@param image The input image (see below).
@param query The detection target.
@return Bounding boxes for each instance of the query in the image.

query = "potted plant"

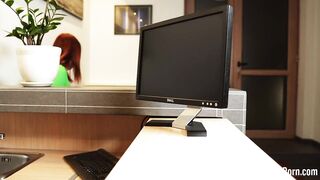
[1,0,65,86]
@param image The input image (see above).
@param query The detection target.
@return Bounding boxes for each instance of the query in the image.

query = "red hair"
[53,33,81,83]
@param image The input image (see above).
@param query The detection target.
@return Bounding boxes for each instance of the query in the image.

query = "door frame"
[184,0,299,138]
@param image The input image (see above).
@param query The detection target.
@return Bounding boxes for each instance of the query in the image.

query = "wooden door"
[185,0,299,138]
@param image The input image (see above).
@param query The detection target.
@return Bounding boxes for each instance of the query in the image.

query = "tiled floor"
[252,138,320,180]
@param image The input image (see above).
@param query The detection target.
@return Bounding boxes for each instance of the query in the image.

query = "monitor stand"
[145,106,207,137]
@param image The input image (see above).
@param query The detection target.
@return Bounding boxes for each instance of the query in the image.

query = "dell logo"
[167,98,174,103]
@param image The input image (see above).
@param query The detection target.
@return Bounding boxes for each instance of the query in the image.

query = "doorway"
[185,0,299,138]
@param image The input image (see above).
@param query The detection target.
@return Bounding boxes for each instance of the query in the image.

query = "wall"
[0,0,83,85]
[83,0,184,85]
[296,0,320,143]
[0,0,184,86]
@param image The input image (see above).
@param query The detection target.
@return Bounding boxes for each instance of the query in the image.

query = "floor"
[252,138,320,180]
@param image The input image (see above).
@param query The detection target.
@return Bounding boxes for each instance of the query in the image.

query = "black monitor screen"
[137,5,233,108]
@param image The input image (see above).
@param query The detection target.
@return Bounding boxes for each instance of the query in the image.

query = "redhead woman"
[52,33,81,87]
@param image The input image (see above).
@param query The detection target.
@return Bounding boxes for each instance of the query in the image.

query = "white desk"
[106,118,294,180]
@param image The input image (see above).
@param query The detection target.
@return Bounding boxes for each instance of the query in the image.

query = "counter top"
[107,118,293,180]
[4,119,292,180]
[2,149,79,180]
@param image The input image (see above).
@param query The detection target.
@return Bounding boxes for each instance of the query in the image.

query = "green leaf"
[21,21,29,28]
[24,0,32,4]
[50,17,64,22]
[15,27,26,35]
[33,8,39,13]
[5,0,14,7]
[6,32,15,37]
[51,22,60,26]
[6,28,24,41]
[29,8,39,17]
[45,25,57,32]
[36,12,43,18]
[44,16,49,24]
[49,0,61,10]
[28,9,38,22]
[48,7,56,16]
[29,27,42,36]
[28,14,35,26]
[16,7,24,15]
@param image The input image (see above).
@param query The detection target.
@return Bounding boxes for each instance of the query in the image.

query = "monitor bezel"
[136,5,233,108]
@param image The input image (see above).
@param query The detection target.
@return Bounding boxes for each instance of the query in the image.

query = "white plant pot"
[16,45,61,85]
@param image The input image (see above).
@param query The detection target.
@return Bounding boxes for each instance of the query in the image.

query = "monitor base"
[145,120,207,137]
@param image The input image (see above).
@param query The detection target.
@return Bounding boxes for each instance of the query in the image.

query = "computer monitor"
[136,5,233,136]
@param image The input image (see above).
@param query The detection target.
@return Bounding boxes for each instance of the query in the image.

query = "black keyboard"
[64,149,118,180]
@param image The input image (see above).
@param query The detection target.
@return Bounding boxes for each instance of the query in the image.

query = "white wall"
[296,0,320,143]
[83,0,184,85]
[0,0,83,85]
[0,0,184,86]
[0,1,24,85]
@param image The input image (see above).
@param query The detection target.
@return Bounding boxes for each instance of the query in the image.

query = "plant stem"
[36,0,50,45]
[26,2,30,24]
[26,1,31,45]
[36,35,40,45]
[27,36,32,45]
[21,38,26,45]
[41,0,49,26]
[39,33,44,44]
